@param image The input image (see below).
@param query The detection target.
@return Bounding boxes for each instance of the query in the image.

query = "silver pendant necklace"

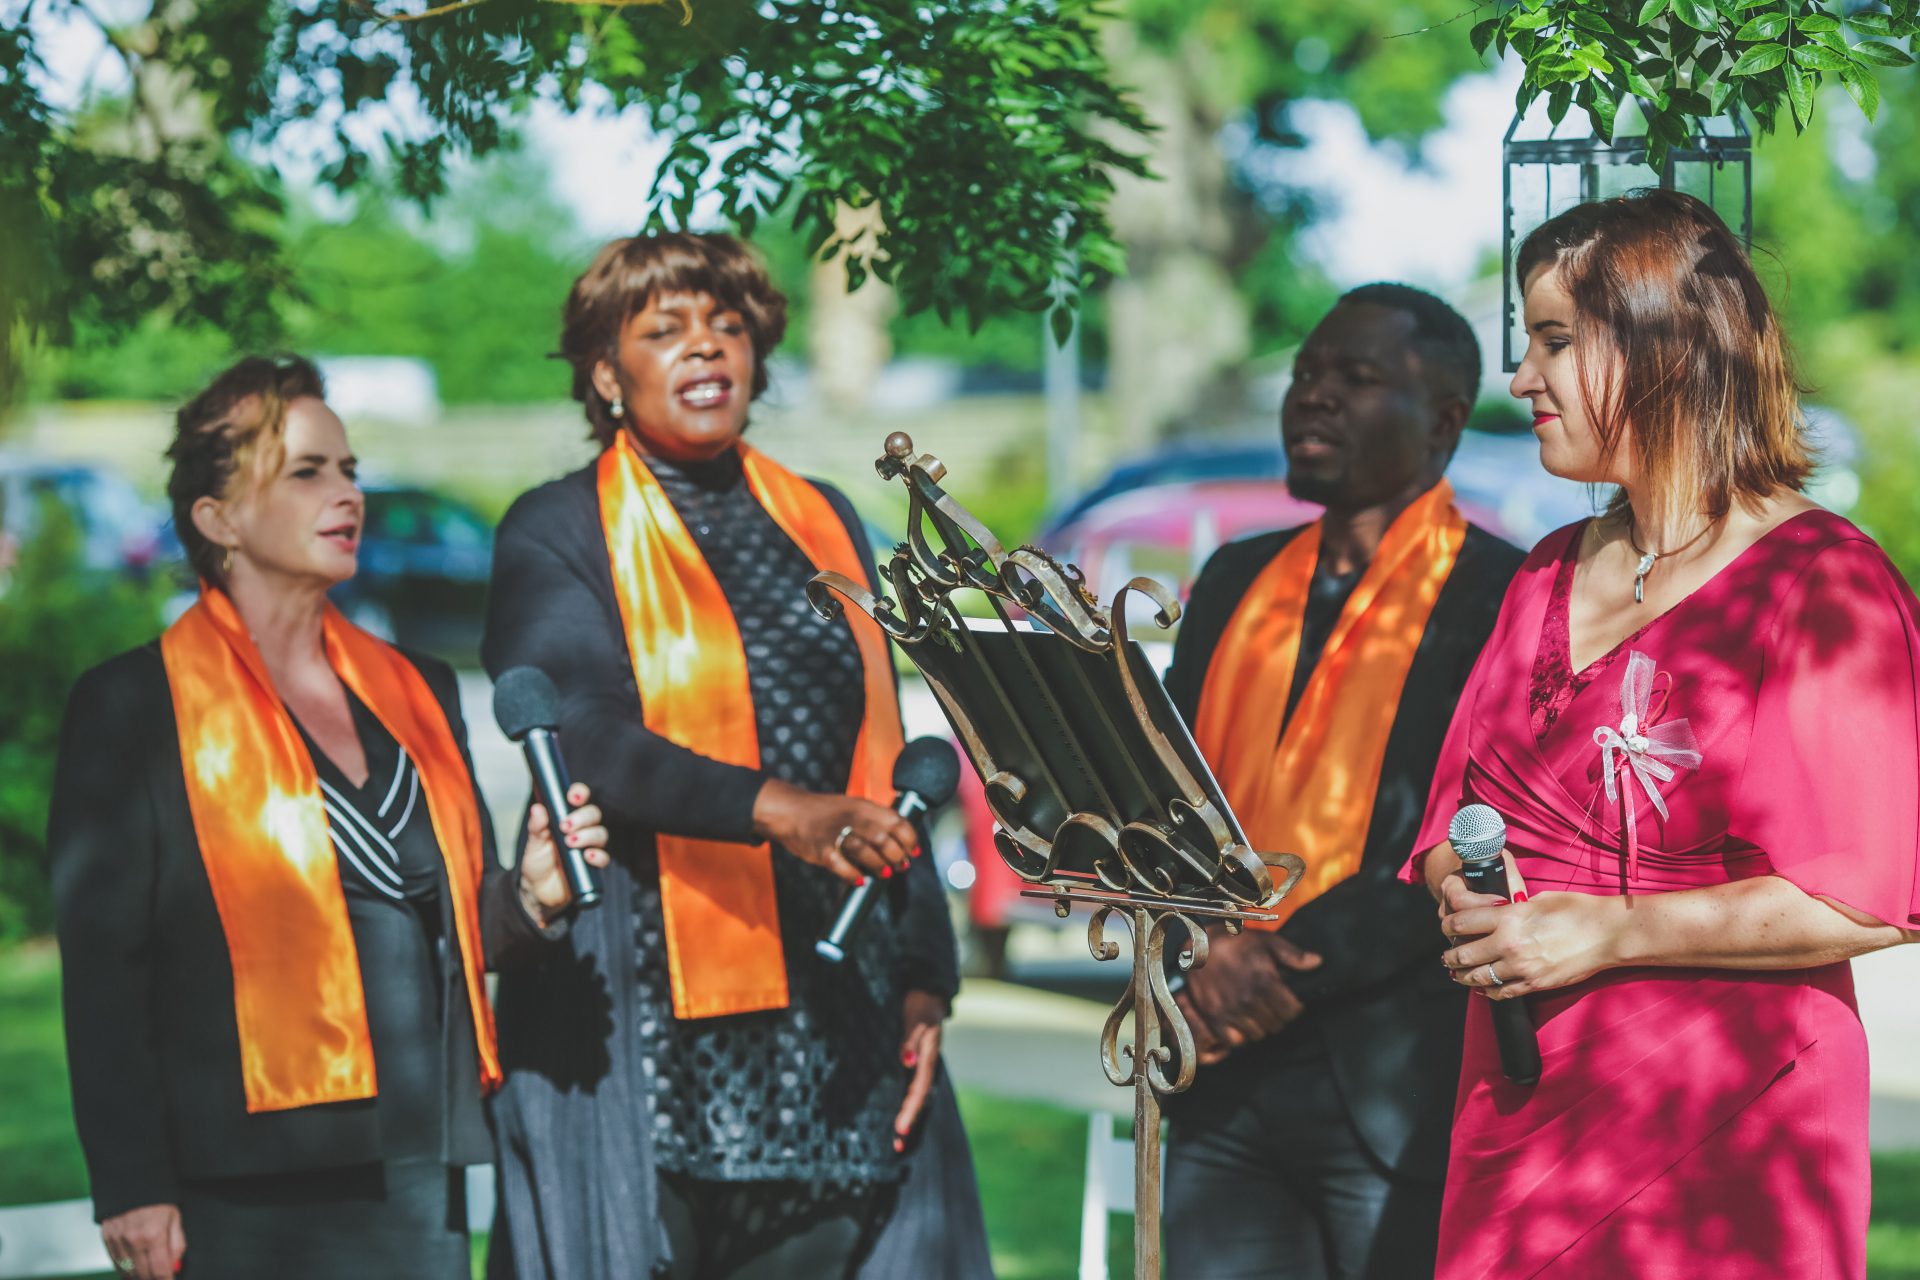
[1626,518,1714,604]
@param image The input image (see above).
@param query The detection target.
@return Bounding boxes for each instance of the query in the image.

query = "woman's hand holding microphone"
[1427,840,1617,999]
[518,782,610,925]
[751,779,916,884]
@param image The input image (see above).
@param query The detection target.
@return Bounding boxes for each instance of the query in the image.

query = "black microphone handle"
[815,791,927,963]
[1458,855,1541,1086]
[523,728,602,910]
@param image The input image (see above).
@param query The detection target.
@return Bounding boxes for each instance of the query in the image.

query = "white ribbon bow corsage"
[1590,650,1702,882]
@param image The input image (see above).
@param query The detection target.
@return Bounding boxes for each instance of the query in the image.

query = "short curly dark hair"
[559,233,790,447]
[166,354,327,588]
[1336,282,1482,408]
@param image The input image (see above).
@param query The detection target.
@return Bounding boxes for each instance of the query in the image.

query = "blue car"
[328,485,494,663]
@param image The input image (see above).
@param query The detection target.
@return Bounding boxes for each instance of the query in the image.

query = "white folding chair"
[1080,1112,1166,1280]
[0,1198,109,1279]
[0,1166,500,1280]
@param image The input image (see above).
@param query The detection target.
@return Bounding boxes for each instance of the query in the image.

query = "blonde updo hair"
[166,355,327,587]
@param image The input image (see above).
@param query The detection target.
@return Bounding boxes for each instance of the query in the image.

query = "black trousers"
[176,1157,468,1280]
[1165,1039,1443,1280]
[655,1173,875,1280]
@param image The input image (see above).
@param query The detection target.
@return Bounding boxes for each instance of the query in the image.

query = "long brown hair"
[1516,190,1811,523]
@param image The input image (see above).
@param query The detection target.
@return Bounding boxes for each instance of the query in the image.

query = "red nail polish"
[1515,890,1530,903]
[882,866,894,878]
[903,1050,917,1067]
[858,876,868,886]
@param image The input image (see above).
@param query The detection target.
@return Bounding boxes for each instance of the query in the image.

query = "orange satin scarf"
[160,587,500,1113]
[1194,480,1465,928]
[597,431,903,1019]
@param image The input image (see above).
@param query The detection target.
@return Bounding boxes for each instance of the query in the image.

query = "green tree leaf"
[1669,0,1722,33]
[1735,13,1788,40]
[1851,40,1916,66]
[1840,62,1881,121]
[1731,43,1788,74]
[1791,43,1852,70]
[1584,85,1620,141]
[1785,64,1815,126]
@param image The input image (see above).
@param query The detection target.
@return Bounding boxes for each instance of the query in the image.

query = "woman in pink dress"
[1404,189,1920,1278]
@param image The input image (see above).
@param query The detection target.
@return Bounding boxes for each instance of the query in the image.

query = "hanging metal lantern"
[1502,102,1752,370]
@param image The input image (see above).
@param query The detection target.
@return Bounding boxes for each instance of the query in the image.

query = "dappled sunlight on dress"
[1402,509,1920,1278]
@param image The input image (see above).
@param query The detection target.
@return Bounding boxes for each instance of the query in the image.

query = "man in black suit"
[1161,284,1525,1279]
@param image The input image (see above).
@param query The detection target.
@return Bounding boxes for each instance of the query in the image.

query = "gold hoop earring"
[610,395,624,420]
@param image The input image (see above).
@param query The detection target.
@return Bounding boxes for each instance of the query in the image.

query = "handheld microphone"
[1449,803,1540,1086]
[816,737,962,964]
[493,666,602,910]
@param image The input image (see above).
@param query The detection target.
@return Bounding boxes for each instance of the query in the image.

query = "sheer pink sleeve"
[1731,537,1920,928]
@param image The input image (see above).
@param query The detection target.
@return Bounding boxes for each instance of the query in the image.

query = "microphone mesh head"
[493,666,560,742]
[1447,804,1508,864]
[893,737,962,807]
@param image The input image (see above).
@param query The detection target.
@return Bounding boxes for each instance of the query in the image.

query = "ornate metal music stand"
[809,433,1305,1279]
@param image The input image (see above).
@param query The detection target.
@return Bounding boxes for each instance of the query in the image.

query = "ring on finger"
[833,824,856,855]
[113,1258,134,1276]
[1485,963,1504,987]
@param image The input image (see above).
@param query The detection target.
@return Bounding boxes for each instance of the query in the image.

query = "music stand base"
[1025,889,1278,1279]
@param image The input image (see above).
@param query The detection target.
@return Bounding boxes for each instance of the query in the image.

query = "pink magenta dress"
[1402,509,1920,1278]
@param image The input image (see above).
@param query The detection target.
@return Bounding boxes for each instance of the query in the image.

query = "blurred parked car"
[1042,431,1597,612]
[0,456,171,578]
[1039,439,1294,539]
[1042,428,1599,561]
[328,484,494,663]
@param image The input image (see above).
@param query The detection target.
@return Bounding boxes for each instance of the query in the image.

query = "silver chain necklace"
[1625,518,1715,604]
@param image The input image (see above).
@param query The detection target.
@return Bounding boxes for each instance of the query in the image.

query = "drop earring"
[610,395,625,419]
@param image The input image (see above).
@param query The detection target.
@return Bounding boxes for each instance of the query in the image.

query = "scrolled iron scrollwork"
[816,432,1309,1280]
[1089,906,1211,1097]
[807,433,1300,911]
[1088,906,1134,1089]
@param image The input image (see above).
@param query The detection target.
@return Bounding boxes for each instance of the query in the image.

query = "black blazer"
[1162,521,1525,1179]
[49,642,557,1220]
[479,462,960,1002]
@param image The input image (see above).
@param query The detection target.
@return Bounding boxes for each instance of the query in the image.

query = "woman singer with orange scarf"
[481,233,989,1280]
[49,356,608,1280]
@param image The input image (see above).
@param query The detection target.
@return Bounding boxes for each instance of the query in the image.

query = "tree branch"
[371,0,686,24]
[1388,3,1491,40]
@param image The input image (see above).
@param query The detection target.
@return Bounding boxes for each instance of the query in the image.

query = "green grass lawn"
[8,940,1920,1278]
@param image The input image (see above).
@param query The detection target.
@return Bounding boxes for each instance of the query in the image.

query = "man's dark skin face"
[1281,302,1466,535]
[1175,300,1471,1065]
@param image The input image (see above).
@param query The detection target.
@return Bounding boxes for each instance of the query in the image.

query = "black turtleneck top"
[481,445,959,1185]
